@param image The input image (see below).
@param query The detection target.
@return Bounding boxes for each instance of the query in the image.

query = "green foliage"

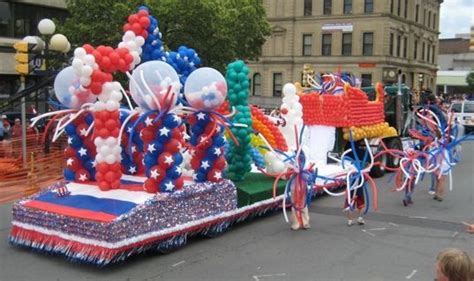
[466,72,474,91]
[58,0,271,72]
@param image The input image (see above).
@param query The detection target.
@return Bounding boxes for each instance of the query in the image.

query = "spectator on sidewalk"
[10,118,22,138]
[435,248,473,281]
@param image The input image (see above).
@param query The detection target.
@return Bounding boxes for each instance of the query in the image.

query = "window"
[423,9,426,25]
[342,33,352,56]
[404,0,408,18]
[415,5,419,22]
[396,35,401,57]
[390,33,394,56]
[323,0,332,15]
[427,44,431,63]
[414,40,418,60]
[403,36,407,58]
[431,45,435,63]
[390,0,393,14]
[364,0,373,13]
[363,32,373,56]
[304,0,312,16]
[422,42,425,61]
[397,0,401,16]
[433,13,436,29]
[322,34,332,56]
[361,74,372,87]
[302,34,312,56]
[273,73,282,97]
[253,73,261,96]
[428,11,431,27]
[343,0,352,14]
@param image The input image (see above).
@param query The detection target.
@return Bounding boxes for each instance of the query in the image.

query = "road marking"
[388,222,399,227]
[368,227,386,231]
[451,231,459,238]
[405,269,417,279]
[362,229,376,237]
[252,273,287,281]
[408,216,428,219]
[172,260,185,267]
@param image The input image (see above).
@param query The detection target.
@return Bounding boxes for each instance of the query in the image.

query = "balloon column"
[184,67,228,182]
[225,60,252,181]
[279,83,303,149]
[129,61,185,193]
[52,67,97,183]
[119,111,145,175]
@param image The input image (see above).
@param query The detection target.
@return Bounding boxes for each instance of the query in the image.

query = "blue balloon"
[146,140,163,156]
[173,152,183,166]
[144,154,158,167]
[195,171,207,182]
[65,124,76,135]
[64,169,75,181]
[69,135,82,149]
[163,113,181,128]
[159,178,175,192]
[85,113,94,125]
[167,165,182,179]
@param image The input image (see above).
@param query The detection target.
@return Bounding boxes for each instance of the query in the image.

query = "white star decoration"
[173,114,181,123]
[197,112,206,120]
[150,169,160,179]
[164,181,175,191]
[78,173,88,182]
[192,173,198,181]
[127,126,133,133]
[79,128,88,136]
[131,145,137,153]
[213,147,221,156]
[159,126,170,136]
[128,166,137,174]
[164,155,174,165]
[147,143,156,153]
[213,171,222,180]
[144,117,154,127]
[78,147,87,157]
[67,137,73,145]
[201,160,210,170]
[175,166,182,174]
[66,158,74,166]
[91,160,97,167]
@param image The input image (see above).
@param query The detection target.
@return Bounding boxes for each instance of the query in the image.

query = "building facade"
[0,0,67,103]
[248,0,442,108]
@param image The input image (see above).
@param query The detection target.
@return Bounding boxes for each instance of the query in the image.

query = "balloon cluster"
[342,122,397,141]
[54,66,97,109]
[164,46,201,85]
[250,147,265,169]
[250,105,287,152]
[225,60,253,181]
[140,8,164,63]
[123,8,151,39]
[300,83,385,127]
[279,83,303,149]
[63,114,96,183]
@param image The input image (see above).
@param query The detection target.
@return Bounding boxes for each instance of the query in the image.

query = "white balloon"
[112,146,122,155]
[105,154,116,164]
[103,81,114,93]
[74,47,86,58]
[118,42,126,49]
[84,54,95,65]
[105,100,119,111]
[123,31,135,42]
[94,137,105,146]
[135,36,145,46]
[283,83,297,96]
[80,77,91,86]
[81,65,93,77]
[126,41,137,50]
[96,154,105,163]
[99,145,110,155]
[110,90,122,102]
[72,58,83,70]
[94,101,105,111]
[272,159,286,173]
[106,137,116,146]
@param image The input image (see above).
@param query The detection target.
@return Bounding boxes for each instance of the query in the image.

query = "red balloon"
[92,50,102,63]
[98,128,109,138]
[98,180,111,191]
[75,169,90,182]
[213,156,226,170]
[128,14,139,24]
[98,110,109,121]
[111,128,120,138]
[90,82,103,95]
[111,162,121,172]
[207,168,223,182]
[148,165,165,182]
[140,30,148,39]
[97,45,107,55]
[123,23,131,32]
[96,163,109,173]
[143,179,158,193]
[83,44,94,54]
[111,180,121,189]
[95,172,104,182]
[175,177,184,190]
[141,127,155,142]
[110,110,120,119]
[137,9,149,17]
[124,54,134,64]
[132,23,142,35]
[139,16,150,28]
[91,70,102,81]
[64,147,76,158]
[101,56,111,69]
[158,152,174,168]
[164,138,181,154]
[118,59,127,72]
[109,52,120,65]
[105,171,116,182]
[105,119,117,131]
[116,47,129,56]
[66,156,81,171]
[171,128,182,140]
[191,157,200,170]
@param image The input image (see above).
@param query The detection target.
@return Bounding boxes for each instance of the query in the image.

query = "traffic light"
[13,41,31,75]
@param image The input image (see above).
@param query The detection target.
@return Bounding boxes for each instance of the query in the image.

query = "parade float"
[8,7,473,266]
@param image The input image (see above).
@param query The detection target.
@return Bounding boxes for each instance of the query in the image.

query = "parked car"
[450,101,474,134]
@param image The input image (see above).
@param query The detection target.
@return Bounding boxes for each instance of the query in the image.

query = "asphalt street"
[0,144,473,281]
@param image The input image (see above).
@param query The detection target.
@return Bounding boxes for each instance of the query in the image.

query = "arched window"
[253,73,262,96]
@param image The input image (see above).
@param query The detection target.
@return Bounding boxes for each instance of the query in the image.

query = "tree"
[59,0,271,72]
[466,72,474,91]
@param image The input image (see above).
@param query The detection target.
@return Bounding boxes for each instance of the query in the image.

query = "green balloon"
[237,72,247,82]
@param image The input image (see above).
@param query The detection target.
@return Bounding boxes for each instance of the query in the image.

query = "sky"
[439,0,473,38]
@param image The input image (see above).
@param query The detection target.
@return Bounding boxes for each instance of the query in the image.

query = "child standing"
[344,186,365,226]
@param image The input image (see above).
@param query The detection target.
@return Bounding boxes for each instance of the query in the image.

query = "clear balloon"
[184,67,227,110]
[129,61,181,111]
[54,66,97,109]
